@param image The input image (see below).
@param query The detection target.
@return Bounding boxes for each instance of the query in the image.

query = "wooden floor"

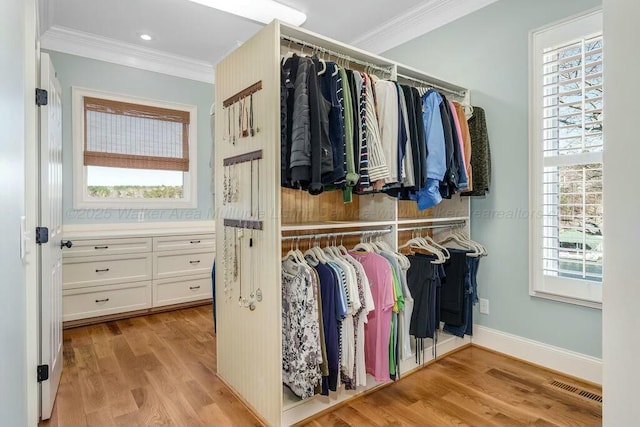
[43,305,602,427]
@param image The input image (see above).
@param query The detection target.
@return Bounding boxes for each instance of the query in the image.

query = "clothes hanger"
[438,231,480,257]
[317,59,327,75]
[454,228,487,256]
[352,232,374,252]
[331,62,339,77]
[420,234,451,260]
[309,236,330,263]
[398,236,445,263]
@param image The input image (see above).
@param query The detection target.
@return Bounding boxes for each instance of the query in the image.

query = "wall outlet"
[479,298,490,315]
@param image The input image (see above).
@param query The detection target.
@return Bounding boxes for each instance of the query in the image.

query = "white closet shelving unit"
[214,21,473,426]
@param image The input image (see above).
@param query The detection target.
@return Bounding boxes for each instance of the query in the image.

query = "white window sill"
[530,289,602,310]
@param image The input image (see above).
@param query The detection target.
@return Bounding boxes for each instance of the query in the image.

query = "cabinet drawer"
[153,250,215,279]
[63,254,152,289]
[153,276,213,307]
[153,234,215,252]
[63,282,151,321]
[63,237,152,257]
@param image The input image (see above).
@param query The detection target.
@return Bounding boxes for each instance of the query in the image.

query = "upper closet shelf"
[281,220,397,232]
[396,216,470,226]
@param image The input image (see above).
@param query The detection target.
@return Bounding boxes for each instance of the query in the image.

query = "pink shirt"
[449,100,468,177]
[350,251,394,382]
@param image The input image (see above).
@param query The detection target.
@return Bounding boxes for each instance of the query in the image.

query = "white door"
[39,52,64,420]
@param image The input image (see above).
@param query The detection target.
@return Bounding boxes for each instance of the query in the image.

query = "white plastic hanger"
[398,236,445,264]
[438,231,481,257]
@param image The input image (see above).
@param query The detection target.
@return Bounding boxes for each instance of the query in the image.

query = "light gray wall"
[384,0,602,357]
[44,51,215,224]
[602,0,640,422]
[0,0,28,425]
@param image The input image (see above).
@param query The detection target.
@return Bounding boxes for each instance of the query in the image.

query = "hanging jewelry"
[242,97,249,138]
[248,229,256,311]
[249,93,255,137]
[250,159,254,218]
[231,103,236,145]
[255,229,263,303]
[223,164,229,205]
[232,163,239,203]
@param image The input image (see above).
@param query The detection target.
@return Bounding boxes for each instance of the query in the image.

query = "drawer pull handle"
[95,268,110,273]
[95,298,110,303]
[94,245,109,249]
[189,260,201,265]
[190,240,201,244]
[189,286,201,290]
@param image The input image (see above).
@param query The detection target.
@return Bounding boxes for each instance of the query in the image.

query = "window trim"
[528,9,603,309]
[72,87,198,209]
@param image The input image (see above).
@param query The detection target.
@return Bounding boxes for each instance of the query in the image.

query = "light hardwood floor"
[42,305,602,426]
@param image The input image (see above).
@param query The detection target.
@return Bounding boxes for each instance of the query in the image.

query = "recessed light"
[139,34,153,41]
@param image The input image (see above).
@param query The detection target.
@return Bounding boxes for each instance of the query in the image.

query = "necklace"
[249,93,255,137]
[248,229,256,311]
[255,229,262,302]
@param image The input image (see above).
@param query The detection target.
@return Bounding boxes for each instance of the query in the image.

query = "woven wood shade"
[83,96,190,172]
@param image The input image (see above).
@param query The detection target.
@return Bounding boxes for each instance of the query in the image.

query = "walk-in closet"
[5,0,623,425]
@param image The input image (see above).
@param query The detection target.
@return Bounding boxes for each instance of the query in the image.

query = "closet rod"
[280,34,394,75]
[397,221,466,232]
[396,73,467,98]
[281,227,392,241]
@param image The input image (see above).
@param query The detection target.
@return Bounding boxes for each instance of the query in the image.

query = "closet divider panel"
[214,21,283,426]
[281,188,361,224]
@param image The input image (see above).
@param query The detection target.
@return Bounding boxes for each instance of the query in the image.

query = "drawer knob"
[189,260,201,265]
[95,298,110,303]
[61,240,73,249]
[94,245,109,249]
[190,240,201,244]
[95,268,110,273]
[189,285,201,290]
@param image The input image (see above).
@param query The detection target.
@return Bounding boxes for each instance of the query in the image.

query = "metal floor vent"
[549,380,603,403]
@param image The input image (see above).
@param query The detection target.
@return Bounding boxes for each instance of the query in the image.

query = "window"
[72,88,198,208]
[530,10,603,307]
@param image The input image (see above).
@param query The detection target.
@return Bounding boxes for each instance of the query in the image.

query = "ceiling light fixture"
[188,0,306,26]
[139,33,153,41]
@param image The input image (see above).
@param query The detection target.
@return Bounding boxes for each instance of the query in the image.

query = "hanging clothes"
[407,254,443,341]
[463,106,492,196]
[443,252,480,337]
[449,100,469,192]
[453,101,473,192]
[439,250,468,327]
[349,251,394,382]
[281,260,323,399]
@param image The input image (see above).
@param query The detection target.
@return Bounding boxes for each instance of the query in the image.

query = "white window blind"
[530,10,603,306]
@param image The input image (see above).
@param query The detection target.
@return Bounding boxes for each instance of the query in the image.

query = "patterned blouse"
[282,262,322,399]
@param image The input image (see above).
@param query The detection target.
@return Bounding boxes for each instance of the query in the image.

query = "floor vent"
[549,380,602,403]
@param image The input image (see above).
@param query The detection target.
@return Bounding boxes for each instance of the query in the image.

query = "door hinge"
[37,364,49,382]
[36,88,48,106]
[36,226,49,245]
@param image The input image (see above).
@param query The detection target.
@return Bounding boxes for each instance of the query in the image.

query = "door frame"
[25,0,42,424]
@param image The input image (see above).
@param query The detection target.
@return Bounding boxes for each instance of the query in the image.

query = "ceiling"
[39,0,497,82]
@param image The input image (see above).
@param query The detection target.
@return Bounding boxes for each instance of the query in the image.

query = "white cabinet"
[62,226,214,323]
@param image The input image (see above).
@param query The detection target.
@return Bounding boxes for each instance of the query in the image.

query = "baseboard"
[472,325,602,385]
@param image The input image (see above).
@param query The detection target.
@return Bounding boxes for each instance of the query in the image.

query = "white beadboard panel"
[214,21,283,427]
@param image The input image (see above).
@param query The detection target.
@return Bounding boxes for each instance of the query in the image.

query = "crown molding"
[351,0,499,54]
[40,26,215,84]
